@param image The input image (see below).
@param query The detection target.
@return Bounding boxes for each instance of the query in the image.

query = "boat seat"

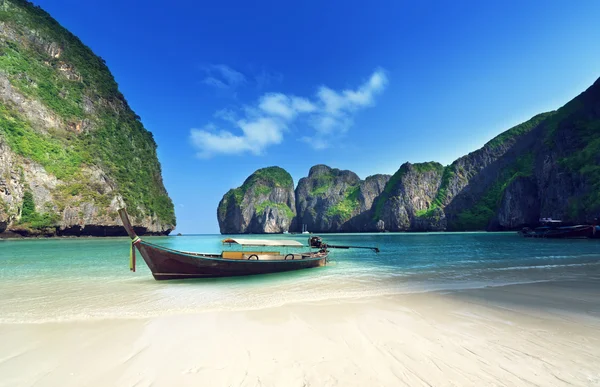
[222,251,280,260]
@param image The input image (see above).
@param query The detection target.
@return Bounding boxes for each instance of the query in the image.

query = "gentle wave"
[491,262,600,271]
[0,278,558,324]
[2,233,600,323]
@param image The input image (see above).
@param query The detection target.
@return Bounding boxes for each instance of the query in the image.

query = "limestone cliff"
[374,162,445,231]
[534,77,600,223]
[294,165,389,232]
[217,167,296,234]
[218,78,600,233]
[0,0,175,236]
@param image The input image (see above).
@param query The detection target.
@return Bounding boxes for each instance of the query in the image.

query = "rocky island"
[217,167,296,234]
[0,0,175,236]
[218,77,600,233]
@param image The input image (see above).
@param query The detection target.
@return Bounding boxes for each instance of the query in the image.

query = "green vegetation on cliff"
[0,0,175,228]
[374,162,443,220]
[485,112,554,150]
[217,166,296,233]
[373,164,409,220]
[18,190,59,229]
[310,174,334,196]
[545,79,600,217]
[226,166,294,205]
[451,153,535,230]
[247,166,294,188]
[256,201,294,219]
[411,162,444,174]
[0,0,119,99]
[0,104,89,180]
[415,165,455,218]
[326,185,360,221]
[0,40,85,119]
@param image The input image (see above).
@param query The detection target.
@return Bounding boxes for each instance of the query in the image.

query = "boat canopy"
[221,238,304,247]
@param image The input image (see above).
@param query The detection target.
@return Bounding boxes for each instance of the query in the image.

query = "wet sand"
[1,279,599,386]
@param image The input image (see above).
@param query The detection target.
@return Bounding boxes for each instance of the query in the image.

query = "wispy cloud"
[201,64,246,91]
[303,69,387,148]
[190,68,388,158]
[255,69,284,89]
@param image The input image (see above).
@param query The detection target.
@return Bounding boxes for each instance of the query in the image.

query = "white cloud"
[190,117,286,158]
[213,108,238,123]
[309,69,388,146]
[258,93,317,119]
[190,68,388,157]
[201,64,246,90]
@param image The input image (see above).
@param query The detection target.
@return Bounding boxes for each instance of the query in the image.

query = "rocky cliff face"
[0,0,175,236]
[533,77,600,223]
[445,79,600,230]
[374,162,445,231]
[218,78,600,233]
[490,176,540,230]
[217,167,296,234]
[294,165,389,232]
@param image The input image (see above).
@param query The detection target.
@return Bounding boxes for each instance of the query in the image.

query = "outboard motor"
[308,235,380,253]
[309,236,324,249]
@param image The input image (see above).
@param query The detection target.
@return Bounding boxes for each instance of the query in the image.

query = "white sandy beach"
[1,279,599,387]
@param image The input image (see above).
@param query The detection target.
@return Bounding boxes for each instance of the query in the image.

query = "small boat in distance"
[301,224,310,234]
[119,208,328,280]
[519,218,599,239]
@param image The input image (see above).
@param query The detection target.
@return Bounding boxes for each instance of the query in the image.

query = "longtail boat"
[119,208,329,280]
[519,218,598,239]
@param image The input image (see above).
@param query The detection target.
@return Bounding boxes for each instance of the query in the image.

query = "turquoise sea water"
[1,232,600,323]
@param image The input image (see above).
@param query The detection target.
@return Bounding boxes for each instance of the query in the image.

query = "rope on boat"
[130,236,141,272]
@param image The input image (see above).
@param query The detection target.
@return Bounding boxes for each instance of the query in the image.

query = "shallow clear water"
[1,232,599,323]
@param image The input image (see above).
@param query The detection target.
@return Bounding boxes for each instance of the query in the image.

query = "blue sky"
[34,0,600,234]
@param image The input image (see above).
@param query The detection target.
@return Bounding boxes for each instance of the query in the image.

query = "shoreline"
[1,279,599,386]
[0,278,568,325]
[0,231,170,239]
[0,229,566,239]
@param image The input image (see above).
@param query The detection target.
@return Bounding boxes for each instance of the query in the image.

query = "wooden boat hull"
[520,225,595,239]
[137,241,327,280]
[118,208,327,280]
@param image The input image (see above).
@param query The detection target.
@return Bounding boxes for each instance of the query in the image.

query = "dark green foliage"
[310,173,334,196]
[255,201,294,219]
[415,165,456,218]
[414,114,553,220]
[88,112,175,224]
[218,189,236,218]
[19,190,59,229]
[451,154,534,230]
[411,161,444,174]
[327,185,360,221]
[0,0,119,98]
[486,112,554,150]
[20,190,35,218]
[374,163,443,220]
[544,99,587,146]
[229,167,293,205]
[0,104,90,179]
[434,165,456,207]
[547,79,600,216]
[249,167,293,188]
[559,136,600,216]
[0,42,84,119]
[218,168,295,220]
[254,186,271,197]
[373,165,409,220]
[0,0,175,226]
